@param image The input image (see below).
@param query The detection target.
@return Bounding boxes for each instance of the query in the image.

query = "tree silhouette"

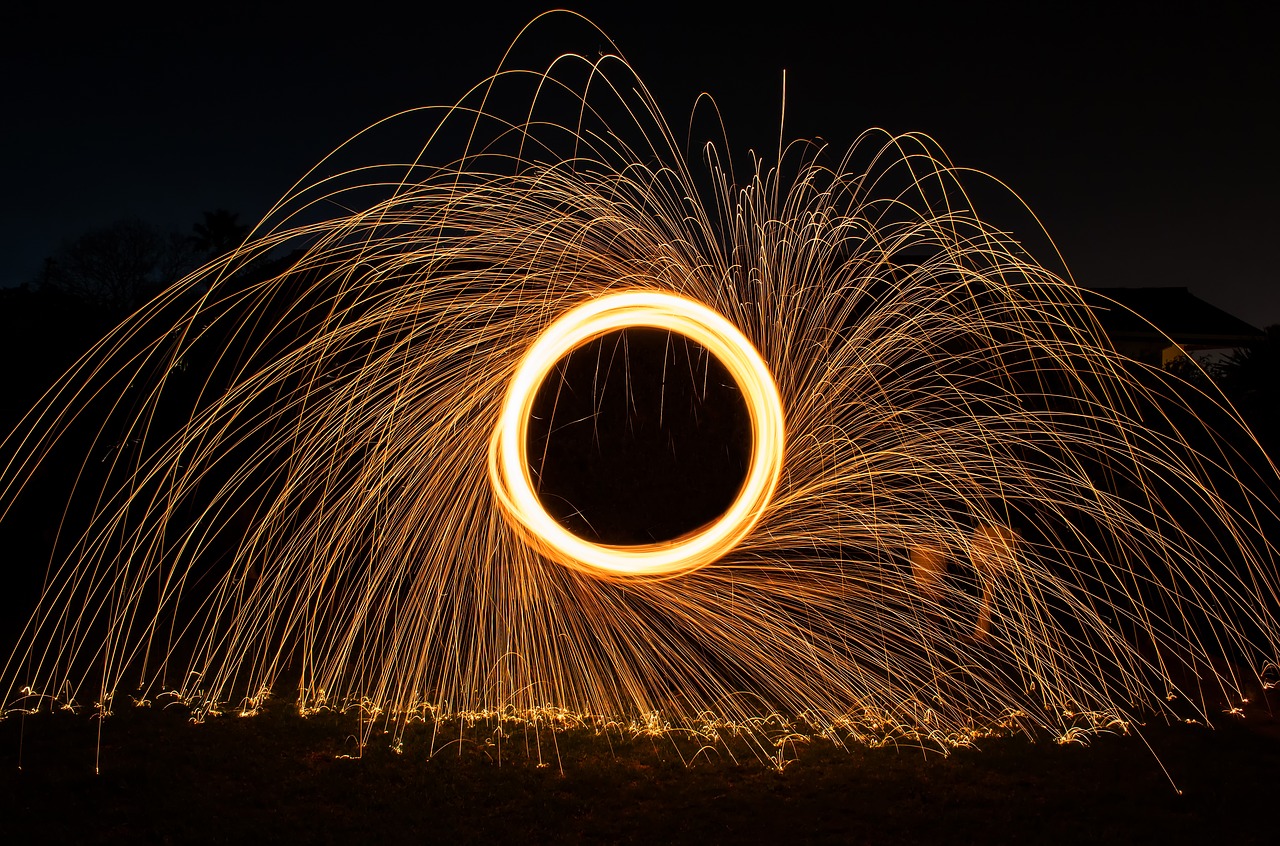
[190,209,250,258]
[36,218,196,314]
[1216,325,1280,399]
[1214,325,1280,456]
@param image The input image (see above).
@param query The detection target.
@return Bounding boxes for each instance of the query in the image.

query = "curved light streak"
[489,290,784,578]
[0,13,1276,759]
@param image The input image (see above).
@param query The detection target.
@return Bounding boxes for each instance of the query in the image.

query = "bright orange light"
[488,290,784,579]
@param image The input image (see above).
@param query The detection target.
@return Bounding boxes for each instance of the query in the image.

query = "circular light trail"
[489,290,784,579]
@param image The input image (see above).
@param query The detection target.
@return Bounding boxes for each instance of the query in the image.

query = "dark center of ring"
[526,327,752,545]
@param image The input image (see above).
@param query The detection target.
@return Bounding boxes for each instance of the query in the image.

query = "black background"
[3,4,1276,324]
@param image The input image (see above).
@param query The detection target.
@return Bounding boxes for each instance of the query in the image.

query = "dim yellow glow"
[488,290,783,578]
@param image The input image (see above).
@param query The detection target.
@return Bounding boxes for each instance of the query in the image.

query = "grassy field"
[2,692,1277,845]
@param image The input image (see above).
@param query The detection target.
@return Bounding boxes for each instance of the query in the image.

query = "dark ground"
[2,691,1277,845]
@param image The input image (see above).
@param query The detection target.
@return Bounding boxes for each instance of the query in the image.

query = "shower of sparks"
[2,15,1278,761]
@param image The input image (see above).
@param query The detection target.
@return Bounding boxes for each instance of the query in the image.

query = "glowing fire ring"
[488,290,784,579]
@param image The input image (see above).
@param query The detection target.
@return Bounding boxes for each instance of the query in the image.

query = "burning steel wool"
[2,15,1278,762]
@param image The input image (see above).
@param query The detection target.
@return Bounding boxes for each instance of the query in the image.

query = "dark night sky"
[4,5,1276,326]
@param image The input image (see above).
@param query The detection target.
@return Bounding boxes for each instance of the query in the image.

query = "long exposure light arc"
[489,290,784,578]
[0,12,1277,761]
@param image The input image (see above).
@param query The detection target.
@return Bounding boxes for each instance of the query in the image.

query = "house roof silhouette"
[1084,287,1262,366]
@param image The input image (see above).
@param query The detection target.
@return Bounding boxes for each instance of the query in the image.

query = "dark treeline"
[0,211,271,638]
[2,211,251,419]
